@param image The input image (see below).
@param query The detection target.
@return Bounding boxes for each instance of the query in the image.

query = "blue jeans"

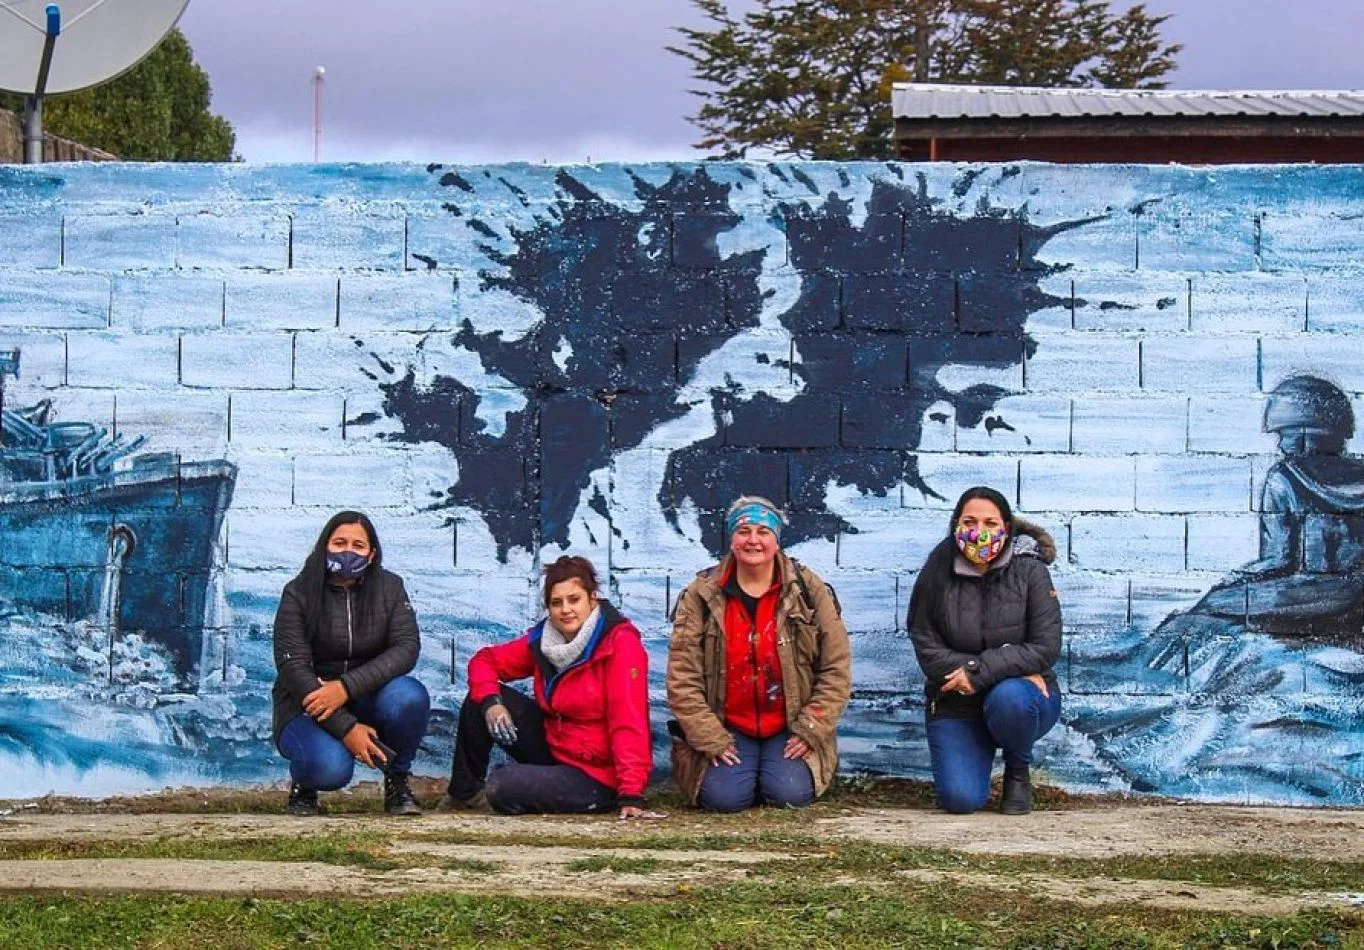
[925,677,1062,815]
[279,675,431,790]
[698,730,816,812]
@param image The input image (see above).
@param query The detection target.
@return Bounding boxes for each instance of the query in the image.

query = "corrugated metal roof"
[891,84,1364,120]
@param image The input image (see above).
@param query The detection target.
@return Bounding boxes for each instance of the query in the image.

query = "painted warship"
[0,349,236,682]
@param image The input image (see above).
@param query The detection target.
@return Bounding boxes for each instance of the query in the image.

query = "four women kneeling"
[274,488,1062,817]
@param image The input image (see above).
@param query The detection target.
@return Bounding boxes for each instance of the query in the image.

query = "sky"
[175,0,1364,164]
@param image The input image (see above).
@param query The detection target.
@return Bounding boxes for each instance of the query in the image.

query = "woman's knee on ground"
[484,766,543,815]
[936,782,991,814]
[483,771,516,814]
[758,763,815,808]
[698,769,758,813]
[292,742,355,791]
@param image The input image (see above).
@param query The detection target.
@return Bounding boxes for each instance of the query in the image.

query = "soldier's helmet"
[1263,375,1354,449]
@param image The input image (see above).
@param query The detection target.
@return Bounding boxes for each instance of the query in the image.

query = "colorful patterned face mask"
[955,524,1007,566]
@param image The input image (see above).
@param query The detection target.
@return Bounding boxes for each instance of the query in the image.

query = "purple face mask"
[326,550,371,580]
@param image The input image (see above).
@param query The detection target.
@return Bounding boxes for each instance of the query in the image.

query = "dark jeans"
[447,686,616,815]
[698,729,816,812]
[925,676,1063,814]
[279,674,431,790]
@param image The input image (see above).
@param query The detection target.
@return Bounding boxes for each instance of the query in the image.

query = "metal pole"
[313,66,325,162]
[22,95,43,164]
[23,4,62,164]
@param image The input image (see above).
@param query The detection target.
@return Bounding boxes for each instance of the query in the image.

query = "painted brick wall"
[1,161,1362,804]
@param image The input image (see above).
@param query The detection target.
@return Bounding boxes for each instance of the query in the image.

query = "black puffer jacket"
[907,519,1062,716]
[271,567,420,745]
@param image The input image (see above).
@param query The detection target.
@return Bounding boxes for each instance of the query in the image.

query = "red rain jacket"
[467,601,652,801]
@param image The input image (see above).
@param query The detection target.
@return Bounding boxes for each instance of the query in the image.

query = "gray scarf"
[540,605,601,672]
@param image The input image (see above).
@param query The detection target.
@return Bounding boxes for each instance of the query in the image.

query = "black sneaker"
[1000,766,1032,816]
[286,782,320,817]
[384,772,422,817]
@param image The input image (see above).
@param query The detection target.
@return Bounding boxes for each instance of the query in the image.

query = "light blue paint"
[1136,456,1251,513]
[0,273,109,329]
[1072,272,1189,332]
[1071,396,1187,454]
[1070,514,1185,572]
[1190,273,1307,333]
[1024,333,1141,392]
[62,215,178,271]
[1142,335,1260,394]
[224,274,338,330]
[111,275,224,331]
[0,214,61,268]
[65,332,179,389]
[177,214,290,271]
[179,332,294,390]
[339,275,458,332]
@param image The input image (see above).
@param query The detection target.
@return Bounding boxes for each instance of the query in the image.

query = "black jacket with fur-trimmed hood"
[906,518,1061,716]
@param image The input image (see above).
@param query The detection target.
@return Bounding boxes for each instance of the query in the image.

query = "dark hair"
[947,486,1013,536]
[295,510,383,642]
[542,555,599,606]
[907,486,1014,636]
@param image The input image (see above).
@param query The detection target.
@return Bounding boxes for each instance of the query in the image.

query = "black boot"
[435,787,489,812]
[287,782,320,817]
[384,772,422,817]
[1000,765,1032,815]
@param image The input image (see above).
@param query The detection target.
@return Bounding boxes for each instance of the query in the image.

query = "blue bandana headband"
[726,503,784,540]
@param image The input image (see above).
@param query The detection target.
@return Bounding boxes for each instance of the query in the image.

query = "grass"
[3,778,1359,947]
[0,833,404,871]
[441,857,500,874]
[0,881,1358,949]
[409,825,823,850]
[566,854,666,874]
[807,842,1364,896]
[8,828,1361,896]
[0,773,1137,817]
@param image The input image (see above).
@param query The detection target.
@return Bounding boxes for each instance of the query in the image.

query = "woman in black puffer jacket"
[907,486,1062,815]
[273,510,430,817]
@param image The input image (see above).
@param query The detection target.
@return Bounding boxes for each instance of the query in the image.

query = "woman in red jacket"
[438,556,652,817]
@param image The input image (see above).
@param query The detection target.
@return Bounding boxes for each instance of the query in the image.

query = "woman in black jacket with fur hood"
[273,511,430,817]
[907,486,1062,815]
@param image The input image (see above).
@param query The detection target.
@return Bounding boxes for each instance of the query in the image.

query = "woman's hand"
[343,724,386,768]
[303,679,349,721]
[619,805,647,819]
[1024,673,1049,697]
[711,745,741,767]
[942,667,976,696]
[485,702,519,747]
[783,735,812,760]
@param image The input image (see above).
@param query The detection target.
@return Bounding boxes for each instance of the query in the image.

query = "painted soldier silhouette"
[1171,375,1364,644]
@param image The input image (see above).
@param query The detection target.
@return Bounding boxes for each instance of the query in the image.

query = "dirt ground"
[2,800,1363,913]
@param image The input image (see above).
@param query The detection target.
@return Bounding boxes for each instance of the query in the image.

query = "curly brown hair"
[542,555,600,605]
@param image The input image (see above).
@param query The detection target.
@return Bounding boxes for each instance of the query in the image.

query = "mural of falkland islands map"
[1,161,1360,802]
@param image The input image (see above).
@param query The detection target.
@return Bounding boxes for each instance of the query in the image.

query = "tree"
[1,29,235,161]
[671,0,1182,160]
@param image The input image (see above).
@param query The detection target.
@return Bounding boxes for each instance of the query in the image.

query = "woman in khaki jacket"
[666,496,852,811]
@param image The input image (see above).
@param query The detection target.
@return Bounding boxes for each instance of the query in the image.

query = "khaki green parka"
[666,552,852,804]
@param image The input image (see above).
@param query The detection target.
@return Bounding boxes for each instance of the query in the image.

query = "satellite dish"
[0,0,190,162]
[0,0,189,95]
